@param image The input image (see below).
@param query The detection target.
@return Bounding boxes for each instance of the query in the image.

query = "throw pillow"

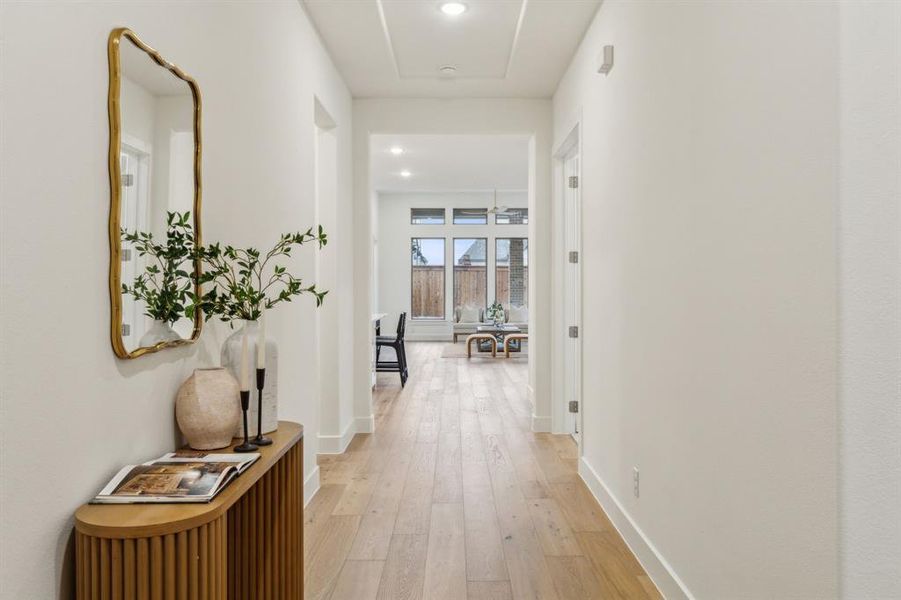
[459,305,480,323]
[508,305,528,323]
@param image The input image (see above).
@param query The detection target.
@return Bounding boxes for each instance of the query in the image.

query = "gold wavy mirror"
[108,28,203,359]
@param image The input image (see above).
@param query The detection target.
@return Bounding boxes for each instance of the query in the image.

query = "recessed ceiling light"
[438,65,458,75]
[389,146,405,156]
[400,170,412,178]
[439,2,467,16]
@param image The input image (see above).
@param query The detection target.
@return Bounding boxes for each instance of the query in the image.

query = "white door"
[563,152,582,443]
[120,145,150,347]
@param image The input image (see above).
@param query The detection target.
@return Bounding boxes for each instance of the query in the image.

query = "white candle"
[240,324,249,391]
[257,313,266,369]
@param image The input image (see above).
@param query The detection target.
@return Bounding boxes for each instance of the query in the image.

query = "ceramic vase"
[175,368,241,450]
[139,319,181,347]
[221,320,279,436]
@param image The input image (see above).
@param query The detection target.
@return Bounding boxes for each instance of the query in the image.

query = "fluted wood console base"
[75,422,303,600]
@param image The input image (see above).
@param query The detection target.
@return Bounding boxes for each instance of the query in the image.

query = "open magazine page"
[94,461,238,504]
[156,451,260,474]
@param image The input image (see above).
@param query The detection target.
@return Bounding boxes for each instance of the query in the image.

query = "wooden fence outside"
[454,266,487,310]
[412,266,530,319]
[412,266,445,318]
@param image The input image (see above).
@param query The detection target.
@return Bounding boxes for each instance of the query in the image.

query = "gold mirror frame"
[108,28,203,359]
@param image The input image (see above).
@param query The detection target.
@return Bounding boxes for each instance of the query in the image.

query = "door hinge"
[568,325,579,338]
[568,251,579,264]
[568,175,579,189]
[568,400,579,413]
[121,323,131,336]
[121,173,135,187]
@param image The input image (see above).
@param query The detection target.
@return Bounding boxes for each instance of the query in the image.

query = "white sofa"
[452,306,484,342]
[452,305,528,342]
[504,305,529,334]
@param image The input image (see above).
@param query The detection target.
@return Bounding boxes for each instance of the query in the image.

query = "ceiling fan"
[487,189,512,215]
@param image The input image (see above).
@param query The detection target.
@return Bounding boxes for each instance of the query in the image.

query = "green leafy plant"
[486,300,505,322]
[121,211,195,324]
[191,226,328,323]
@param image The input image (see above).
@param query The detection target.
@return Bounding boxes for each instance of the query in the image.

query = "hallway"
[304,343,660,599]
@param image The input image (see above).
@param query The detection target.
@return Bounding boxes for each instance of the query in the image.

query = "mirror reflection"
[114,32,200,357]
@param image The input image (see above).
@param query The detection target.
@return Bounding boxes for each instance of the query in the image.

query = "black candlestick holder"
[254,368,273,446]
[234,389,258,453]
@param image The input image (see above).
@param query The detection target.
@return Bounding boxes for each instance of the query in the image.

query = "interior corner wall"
[552,1,839,597]
[0,2,352,598]
[838,3,901,597]
[352,98,553,430]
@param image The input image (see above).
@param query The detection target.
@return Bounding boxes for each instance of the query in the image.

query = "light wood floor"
[304,342,662,599]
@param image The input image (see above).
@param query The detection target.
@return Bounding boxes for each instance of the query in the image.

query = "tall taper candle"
[240,324,250,391]
[257,313,266,368]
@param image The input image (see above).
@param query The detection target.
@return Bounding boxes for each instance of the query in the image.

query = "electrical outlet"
[633,467,640,498]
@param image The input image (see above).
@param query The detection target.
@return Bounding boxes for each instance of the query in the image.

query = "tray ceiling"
[302,0,602,98]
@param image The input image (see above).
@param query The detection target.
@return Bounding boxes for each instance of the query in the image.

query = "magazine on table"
[92,451,260,504]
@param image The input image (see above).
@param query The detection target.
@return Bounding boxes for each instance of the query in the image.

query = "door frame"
[552,119,583,450]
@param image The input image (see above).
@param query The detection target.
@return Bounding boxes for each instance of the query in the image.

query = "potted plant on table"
[486,300,505,326]
[121,211,195,347]
[189,226,328,438]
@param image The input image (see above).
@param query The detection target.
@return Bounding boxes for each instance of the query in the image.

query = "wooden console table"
[75,421,303,600]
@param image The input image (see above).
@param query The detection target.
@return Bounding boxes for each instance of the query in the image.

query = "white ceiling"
[371,134,529,191]
[121,38,192,97]
[302,0,602,98]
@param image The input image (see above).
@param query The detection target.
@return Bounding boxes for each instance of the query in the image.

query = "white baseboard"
[303,465,320,507]
[318,420,357,454]
[531,413,551,432]
[578,458,693,600]
[355,414,375,433]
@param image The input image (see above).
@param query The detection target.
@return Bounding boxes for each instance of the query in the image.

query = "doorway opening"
[368,134,533,392]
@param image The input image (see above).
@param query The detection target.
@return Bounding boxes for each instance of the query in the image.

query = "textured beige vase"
[176,368,241,450]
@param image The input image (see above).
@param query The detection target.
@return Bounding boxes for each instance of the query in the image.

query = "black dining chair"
[376,312,408,387]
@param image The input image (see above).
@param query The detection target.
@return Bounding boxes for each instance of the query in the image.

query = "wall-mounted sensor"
[598,45,614,75]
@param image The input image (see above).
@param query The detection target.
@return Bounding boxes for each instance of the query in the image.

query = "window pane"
[411,238,445,319]
[495,238,528,308]
[495,207,528,224]
[453,238,487,314]
[411,208,445,224]
[453,208,487,225]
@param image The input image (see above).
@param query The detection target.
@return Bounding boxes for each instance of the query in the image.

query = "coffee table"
[476,324,522,353]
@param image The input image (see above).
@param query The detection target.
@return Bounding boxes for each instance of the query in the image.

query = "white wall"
[0,2,352,598]
[553,1,839,597]
[376,191,528,340]
[314,107,357,454]
[838,3,901,598]
[353,98,553,433]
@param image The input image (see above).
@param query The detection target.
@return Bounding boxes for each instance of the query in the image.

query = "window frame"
[452,237,488,314]
[494,207,529,225]
[495,237,529,308]
[452,207,488,225]
[410,237,446,321]
[410,207,446,225]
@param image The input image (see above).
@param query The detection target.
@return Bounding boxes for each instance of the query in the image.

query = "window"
[496,238,529,308]
[453,238,487,314]
[411,208,445,224]
[411,238,446,319]
[495,207,528,225]
[453,208,487,225]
